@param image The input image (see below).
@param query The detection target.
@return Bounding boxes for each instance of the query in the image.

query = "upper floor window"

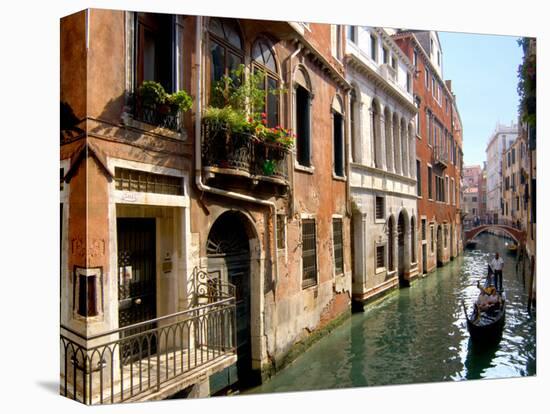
[413,50,418,68]
[370,34,378,61]
[208,18,244,100]
[252,38,280,128]
[347,25,357,43]
[295,68,312,167]
[332,96,345,177]
[407,73,412,93]
[425,68,430,90]
[136,13,176,92]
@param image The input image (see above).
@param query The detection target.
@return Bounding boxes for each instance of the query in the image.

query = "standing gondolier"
[490,252,504,292]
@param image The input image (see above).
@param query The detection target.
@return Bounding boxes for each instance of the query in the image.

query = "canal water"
[246,233,536,394]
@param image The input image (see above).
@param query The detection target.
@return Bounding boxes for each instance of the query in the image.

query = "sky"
[438,31,524,167]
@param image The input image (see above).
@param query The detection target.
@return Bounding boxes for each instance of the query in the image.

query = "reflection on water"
[247,233,536,394]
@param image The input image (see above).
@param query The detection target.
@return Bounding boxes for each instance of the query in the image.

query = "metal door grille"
[117,218,157,364]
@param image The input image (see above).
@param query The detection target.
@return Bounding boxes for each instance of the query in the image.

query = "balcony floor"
[61,345,237,404]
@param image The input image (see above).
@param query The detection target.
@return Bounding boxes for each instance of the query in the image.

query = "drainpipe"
[283,42,302,216]
[194,16,279,289]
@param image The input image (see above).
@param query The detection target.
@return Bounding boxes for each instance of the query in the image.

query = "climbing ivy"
[517,38,536,127]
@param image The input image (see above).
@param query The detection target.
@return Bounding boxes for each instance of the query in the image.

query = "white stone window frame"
[374,194,386,224]
[374,240,387,275]
[430,223,435,255]
[72,266,105,322]
[110,158,190,208]
[107,157,192,313]
[427,163,433,201]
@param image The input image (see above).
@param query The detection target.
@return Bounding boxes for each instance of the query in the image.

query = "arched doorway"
[436,225,443,267]
[206,211,253,390]
[397,211,409,287]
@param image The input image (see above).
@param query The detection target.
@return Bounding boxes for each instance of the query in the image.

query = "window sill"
[375,218,386,224]
[375,267,387,275]
[386,270,396,277]
[302,280,318,290]
[332,173,347,182]
[295,163,315,174]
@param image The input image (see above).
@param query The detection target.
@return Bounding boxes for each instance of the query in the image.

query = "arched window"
[295,67,312,167]
[252,38,280,127]
[332,96,345,177]
[208,18,244,101]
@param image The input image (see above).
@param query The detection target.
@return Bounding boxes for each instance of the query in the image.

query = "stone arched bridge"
[464,224,526,245]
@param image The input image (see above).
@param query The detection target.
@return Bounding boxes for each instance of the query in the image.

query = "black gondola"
[463,290,505,341]
[463,268,505,341]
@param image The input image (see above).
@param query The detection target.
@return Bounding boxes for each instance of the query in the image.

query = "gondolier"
[490,252,504,292]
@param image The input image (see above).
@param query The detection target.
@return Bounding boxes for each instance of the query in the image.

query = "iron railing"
[132,100,184,133]
[60,269,236,405]
[202,123,289,182]
[433,146,449,168]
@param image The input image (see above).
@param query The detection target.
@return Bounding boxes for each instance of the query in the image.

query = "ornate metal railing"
[132,99,184,133]
[202,123,289,182]
[433,147,449,168]
[60,269,236,405]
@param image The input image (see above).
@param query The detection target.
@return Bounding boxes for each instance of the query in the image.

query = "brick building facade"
[393,30,463,273]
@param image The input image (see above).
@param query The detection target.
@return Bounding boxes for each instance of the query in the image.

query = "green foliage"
[138,81,167,108]
[166,90,193,112]
[137,81,193,113]
[205,65,293,147]
[517,38,536,127]
[202,106,250,134]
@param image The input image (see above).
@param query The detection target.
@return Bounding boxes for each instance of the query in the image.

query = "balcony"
[433,147,449,169]
[380,63,397,83]
[202,123,290,190]
[60,269,236,404]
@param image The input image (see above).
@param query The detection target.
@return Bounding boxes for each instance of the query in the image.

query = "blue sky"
[438,31,523,167]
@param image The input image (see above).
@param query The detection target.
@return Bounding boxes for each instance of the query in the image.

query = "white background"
[0,0,546,413]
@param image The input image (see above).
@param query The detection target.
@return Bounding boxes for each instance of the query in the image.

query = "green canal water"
[246,233,536,394]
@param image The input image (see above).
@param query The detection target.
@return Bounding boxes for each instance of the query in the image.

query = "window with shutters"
[333,219,344,275]
[302,219,317,288]
[421,218,427,240]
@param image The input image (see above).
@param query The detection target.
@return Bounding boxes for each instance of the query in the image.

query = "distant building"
[485,122,518,222]
[463,165,481,189]
[393,30,464,272]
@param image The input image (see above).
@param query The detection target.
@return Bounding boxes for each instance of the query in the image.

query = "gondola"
[505,242,518,254]
[463,282,505,341]
[465,240,478,249]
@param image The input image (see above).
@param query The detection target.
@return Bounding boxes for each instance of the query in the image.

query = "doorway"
[206,211,253,392]
[117,218,157,362]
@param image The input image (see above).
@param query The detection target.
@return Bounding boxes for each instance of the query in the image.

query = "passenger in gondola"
[476,283,499,312]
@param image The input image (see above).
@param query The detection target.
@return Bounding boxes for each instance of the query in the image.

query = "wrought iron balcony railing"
[202,123,289,184]
[60,269,236,405]
[433,147,449,169]
[132,99,184,133]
